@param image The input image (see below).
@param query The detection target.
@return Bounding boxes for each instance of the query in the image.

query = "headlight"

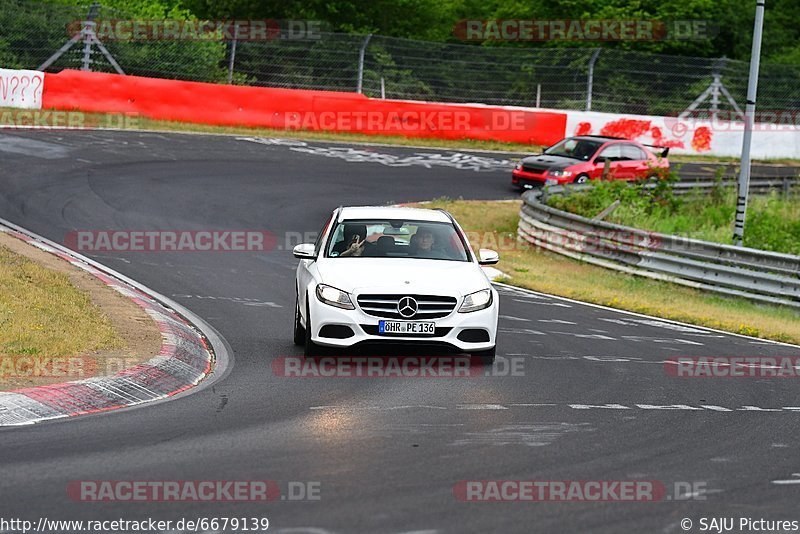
[514,163,522,170]
[316,284,355,310]
[458,289,493,313]
[548,170,573,177]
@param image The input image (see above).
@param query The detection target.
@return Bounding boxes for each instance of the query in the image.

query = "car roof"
[338,206,452,223]
[571,135,627,142]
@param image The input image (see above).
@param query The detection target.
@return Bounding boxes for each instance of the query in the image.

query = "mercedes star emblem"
[397,296,418,318]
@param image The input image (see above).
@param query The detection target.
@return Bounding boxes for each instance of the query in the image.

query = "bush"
[546,174,800,255]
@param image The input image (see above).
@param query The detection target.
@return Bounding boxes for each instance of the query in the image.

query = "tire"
[573,174,590,184]
[304,298,326,357]
[293,294,305,346]
[472,346,496,364]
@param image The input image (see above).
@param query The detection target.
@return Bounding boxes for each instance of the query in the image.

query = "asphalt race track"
[1,130,800,534]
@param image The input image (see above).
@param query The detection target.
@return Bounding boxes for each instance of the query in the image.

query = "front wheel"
[472,346,496,364]
[573,174,590,184]
[293,295,305,346]
[304,298,326,357]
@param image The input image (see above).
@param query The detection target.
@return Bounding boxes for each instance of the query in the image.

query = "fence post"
[586,49,601,111]
[227,23,239,85]
[356,33,372,94]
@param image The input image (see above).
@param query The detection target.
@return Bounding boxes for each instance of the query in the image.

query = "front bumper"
[308,290,499,352]
[512,169,566,188]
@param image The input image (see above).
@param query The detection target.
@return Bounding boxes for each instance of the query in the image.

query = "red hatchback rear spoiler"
[644,144,669,158]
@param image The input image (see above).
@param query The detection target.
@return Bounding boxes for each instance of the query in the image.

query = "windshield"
[326,219,470,261]
[544,138,603,161]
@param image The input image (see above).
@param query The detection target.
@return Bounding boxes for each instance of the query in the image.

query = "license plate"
[378,320,436,335]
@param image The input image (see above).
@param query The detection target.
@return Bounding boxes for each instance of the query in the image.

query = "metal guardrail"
[666,175,799,196]
[518,183,800,308]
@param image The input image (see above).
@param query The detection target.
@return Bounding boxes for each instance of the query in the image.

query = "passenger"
[334,224,368,257]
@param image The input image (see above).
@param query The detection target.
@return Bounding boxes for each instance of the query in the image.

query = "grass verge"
[415,198,800,345]
[0,244,121,357]
[0,233,160,391]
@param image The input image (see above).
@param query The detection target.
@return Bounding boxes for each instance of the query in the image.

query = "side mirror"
[478,248,499,265]
[293,243,316,260]
[594,156,606,164]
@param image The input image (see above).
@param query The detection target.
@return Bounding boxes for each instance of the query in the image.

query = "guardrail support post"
[733,0,766,246]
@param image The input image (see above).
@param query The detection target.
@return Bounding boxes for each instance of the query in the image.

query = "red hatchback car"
[512,135,669,189]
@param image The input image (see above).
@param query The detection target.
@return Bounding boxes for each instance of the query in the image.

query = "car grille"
[522,164,547,174]
[356,294,458,319]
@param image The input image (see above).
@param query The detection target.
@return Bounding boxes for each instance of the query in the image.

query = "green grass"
[547,177,800,254]
[0,245,122,357]
[411,199,800,344]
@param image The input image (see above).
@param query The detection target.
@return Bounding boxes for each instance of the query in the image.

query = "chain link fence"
[3,0,800,118]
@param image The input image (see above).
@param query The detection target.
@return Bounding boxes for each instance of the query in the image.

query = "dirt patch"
[0,232,161,391]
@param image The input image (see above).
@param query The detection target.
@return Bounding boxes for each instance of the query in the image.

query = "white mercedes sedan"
[293,206,499,359]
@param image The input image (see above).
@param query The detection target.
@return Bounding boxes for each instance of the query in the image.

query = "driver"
[410,228,447,259]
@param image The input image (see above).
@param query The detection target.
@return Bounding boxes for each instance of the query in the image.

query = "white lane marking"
[635,404,704,411]
[498,327,547,336]
[457,404,508,410]
[583,356,631,362]
[622,335,704,345]
[537,319,577,325]
[511,298,572,307]
[569,404,631,410]
[309,405,447,411]
[772,480,800,485]
[700,405,733,412]
[172,293,282,307]
[500,315,532,322]
[245,139,518,172]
